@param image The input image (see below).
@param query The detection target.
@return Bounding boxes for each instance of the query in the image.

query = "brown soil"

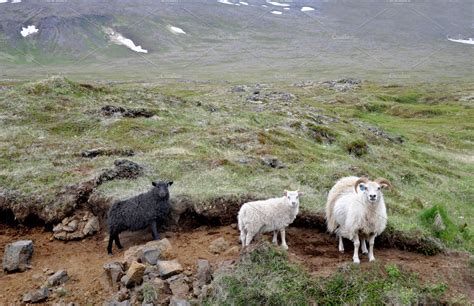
[0,225,472,304]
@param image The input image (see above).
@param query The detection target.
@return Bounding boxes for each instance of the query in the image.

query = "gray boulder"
[157,260,183,278]
[22,287,49,303]
[195,259,211,287]
[2,240,34,272]
[47,270,69,286]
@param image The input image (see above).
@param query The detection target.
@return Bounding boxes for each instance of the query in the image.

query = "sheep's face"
[152,181,173,199]
[359,182,384,203]
[284,190,301,207]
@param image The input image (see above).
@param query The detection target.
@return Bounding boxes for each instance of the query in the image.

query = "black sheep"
[107,180,173,254]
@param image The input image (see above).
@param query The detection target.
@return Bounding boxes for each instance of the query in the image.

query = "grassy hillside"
[0,77,472,252]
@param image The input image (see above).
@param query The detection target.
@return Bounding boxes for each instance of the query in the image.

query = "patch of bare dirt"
[286,227,474,302]
[0,225,240,304]
[0,225,472,303]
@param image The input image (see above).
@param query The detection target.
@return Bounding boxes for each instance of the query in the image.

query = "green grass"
[0,76,472,252]
[205,243,451,305]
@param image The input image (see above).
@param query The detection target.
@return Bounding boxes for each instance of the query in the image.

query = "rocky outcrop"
[53,211,99,241]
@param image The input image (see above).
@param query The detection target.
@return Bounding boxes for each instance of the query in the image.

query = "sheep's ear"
[152,181,157,187]
[298,191,304,196]
[284,190,288,196]
[167,181,173,186]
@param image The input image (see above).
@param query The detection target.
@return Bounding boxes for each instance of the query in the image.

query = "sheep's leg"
[245,231,254,247]
[368,234,376,262]
[338,235,344,253]
[240,229,247,248]
[151,221,160,240]
[280,228,288,250]
[272,230,278,245]
[361,239,368,254]
[352,234,360,264]
[107,234,114,255]
[114,233,123,250]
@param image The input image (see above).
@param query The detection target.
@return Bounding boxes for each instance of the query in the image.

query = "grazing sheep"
[238,190,302,250]
[107,180,173,255]
[326,176,391,263]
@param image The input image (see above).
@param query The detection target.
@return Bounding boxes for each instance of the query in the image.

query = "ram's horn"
[375,178,392,189]
[354,177,369,193]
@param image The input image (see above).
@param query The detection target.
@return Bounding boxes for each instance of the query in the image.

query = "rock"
[139,247,161,265]
[47,270,69,286]
[209,237,230,254]
[22,287,49,303]
[198,284,212,300]
[121,261,146,288]
[223,246,240,256]
[2,240,34,272]
[167,274,189,298]
[230,223,237,229]
[81,148,134,158]
[123,238,173,267]
[169,297,191,306]
[53,212,100,241]
[195,260,211,287]
[260,155,286,169]
[231,85,247,93]
[103,262,124,285]
[433,212,446,232]
[97,159,144,184]
[114,287,130,302]
[157,260,183,278]
[100,105,153,118]
[322,78,361,91]
[82,216,100,236]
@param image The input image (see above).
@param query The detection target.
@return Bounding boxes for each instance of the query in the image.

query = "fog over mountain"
[0,0,472,81]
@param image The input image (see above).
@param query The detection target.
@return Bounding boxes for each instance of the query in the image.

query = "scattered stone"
[103,262,124,286]
[322,78,361,91]
[209,237,230,254]
[53,212,100,241]
[100,105,154,118]
[366,125,404,144]
[230,223,237,229]
[231,85,248,93]
[2,240,34,272]
[198,284,212,300]
[167,274,190,298]
[293,80,315,87]
[114,287,130,302]
[81,148,134,158]
[44,268,55,276]
[170,296,191,306]
[23,287,49,303]
[260,155,286,169]
[97,159,144,183]
[157,260,183,278]
[123,238,173,267]
[47,270,69,286]
[195,260,211,287]
[121,261,146,288]
[139,247,160,265]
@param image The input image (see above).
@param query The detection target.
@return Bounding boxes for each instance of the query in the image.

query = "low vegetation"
[206,243,452,305]
[0,76,472,252]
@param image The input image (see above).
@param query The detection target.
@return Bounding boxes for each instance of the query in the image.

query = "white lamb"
[326,176,391,263]
[238,190,302,250]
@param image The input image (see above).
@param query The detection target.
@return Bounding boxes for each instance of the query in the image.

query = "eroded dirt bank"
[1,224,472,304]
